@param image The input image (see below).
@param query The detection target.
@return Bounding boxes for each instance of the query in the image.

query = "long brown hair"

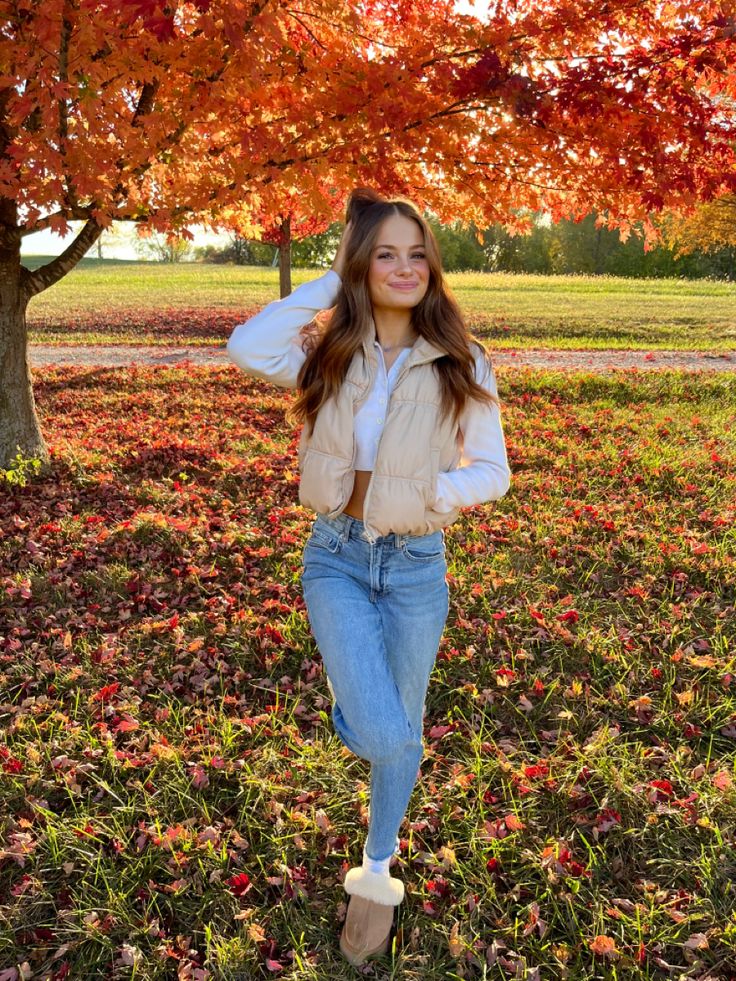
[287,187,500,438]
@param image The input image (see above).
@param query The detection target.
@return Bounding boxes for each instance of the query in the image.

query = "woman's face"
[367,213,430,312]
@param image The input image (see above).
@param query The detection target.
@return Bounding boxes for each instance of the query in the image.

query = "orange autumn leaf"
[688,655,718,669]
[448,921,464,958]
[504,814,526,832]
[713,770,733,791]
[590,935,619,960]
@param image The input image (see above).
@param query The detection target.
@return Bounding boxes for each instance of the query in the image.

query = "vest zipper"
[362,349,424,543]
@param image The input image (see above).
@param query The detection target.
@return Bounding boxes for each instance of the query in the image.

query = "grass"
[23,258,736,351]
[1,364,735,979]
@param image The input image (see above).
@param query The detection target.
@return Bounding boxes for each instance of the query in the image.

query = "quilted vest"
[297,320,464,543]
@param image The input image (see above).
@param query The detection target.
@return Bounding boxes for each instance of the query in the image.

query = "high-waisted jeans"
[299,511,450,862]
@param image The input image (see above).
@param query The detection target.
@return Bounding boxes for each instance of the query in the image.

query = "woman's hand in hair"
[330,220,353,279]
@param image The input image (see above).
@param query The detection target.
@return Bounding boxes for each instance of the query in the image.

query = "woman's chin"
[373,293,425,311]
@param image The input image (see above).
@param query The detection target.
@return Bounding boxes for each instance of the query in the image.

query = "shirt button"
[377,418,383,424]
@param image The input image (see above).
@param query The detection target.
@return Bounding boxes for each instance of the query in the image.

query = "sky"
[455,0,490,14]
[21,223,236,261]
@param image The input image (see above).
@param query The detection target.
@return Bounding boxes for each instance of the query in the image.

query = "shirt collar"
[363,315,447,368]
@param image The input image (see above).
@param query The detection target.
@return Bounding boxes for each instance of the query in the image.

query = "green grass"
[23,258,736,350]
[1,364,735,978]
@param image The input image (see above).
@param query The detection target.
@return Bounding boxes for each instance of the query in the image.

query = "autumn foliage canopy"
[3,0,736,256]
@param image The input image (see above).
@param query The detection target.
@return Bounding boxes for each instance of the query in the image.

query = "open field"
[2,365,735,979]
[23,257,736,351]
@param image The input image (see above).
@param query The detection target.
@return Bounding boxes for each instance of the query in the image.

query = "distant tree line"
[192,210,736,280]
[193,228,343,271]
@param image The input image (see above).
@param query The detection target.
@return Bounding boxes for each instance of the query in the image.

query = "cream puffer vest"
[297,322,465,543]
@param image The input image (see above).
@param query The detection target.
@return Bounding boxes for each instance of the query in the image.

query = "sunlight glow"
[454,0,492,19]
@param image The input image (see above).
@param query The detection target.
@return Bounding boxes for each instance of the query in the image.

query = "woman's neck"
[372,307,418,350]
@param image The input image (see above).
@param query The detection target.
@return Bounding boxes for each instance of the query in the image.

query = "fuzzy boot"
[339,894,396,965]
[339,853,404,965]
[343,864,405,905]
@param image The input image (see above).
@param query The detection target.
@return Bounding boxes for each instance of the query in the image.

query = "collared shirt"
[226,270,511,512]
[354,342,413,469]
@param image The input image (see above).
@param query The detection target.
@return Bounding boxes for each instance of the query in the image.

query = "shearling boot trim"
[343,866,405,906]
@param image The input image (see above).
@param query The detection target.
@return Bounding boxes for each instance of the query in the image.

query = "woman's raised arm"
[226,269,342,389]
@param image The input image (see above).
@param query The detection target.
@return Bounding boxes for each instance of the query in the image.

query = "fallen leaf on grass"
[522,901,547,939]
[712,770,732,791]
[448,920,464,957]
[683,933,709,950]
[590,934,619,960]
[504,814,525,832]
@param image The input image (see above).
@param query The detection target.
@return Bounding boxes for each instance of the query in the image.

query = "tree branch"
[57,0,81,212]
[23,218,104,298]
[20,206,94,235]
[285,6,398,50]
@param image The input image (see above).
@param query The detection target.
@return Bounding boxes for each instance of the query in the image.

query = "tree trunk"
[278,215,292,298]
[1,206,103,475]
[0,223,50,474]
[593,224,603,275]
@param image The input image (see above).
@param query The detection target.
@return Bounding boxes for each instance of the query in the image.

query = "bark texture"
[1,201,103,473]
[278,215,292,298]
[0,201,50,474]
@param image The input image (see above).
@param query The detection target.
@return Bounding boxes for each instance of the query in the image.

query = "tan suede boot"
[339,866,404,965]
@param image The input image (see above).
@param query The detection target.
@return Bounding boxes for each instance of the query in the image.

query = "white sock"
[362,836,400,876]
[362,845,391,876]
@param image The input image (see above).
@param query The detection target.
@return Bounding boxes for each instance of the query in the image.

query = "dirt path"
[28,344,736,372]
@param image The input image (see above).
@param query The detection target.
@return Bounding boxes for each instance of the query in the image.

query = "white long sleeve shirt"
[226,269,511,511]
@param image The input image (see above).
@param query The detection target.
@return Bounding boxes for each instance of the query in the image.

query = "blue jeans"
[299,511,450,862]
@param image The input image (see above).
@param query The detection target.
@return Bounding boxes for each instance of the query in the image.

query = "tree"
[663,195,736,278]
[426,217,487,272]
[292,222,343,270]
[258,208,336,297]
[227,233,257,266]
[133,229,194,262]
[3,0,736,471]
[194,234,274,265]
[81,220,124,260]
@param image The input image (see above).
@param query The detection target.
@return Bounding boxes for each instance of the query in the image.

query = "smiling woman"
[225,186,511,965]
[368,215,430,333]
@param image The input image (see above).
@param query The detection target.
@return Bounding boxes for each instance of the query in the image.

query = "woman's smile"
[368,213,431,314]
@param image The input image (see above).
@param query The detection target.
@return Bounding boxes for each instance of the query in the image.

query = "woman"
[226,188,511,965]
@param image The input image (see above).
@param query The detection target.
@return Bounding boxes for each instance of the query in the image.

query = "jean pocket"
[400,531,445,563]
[306,520,344,554]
